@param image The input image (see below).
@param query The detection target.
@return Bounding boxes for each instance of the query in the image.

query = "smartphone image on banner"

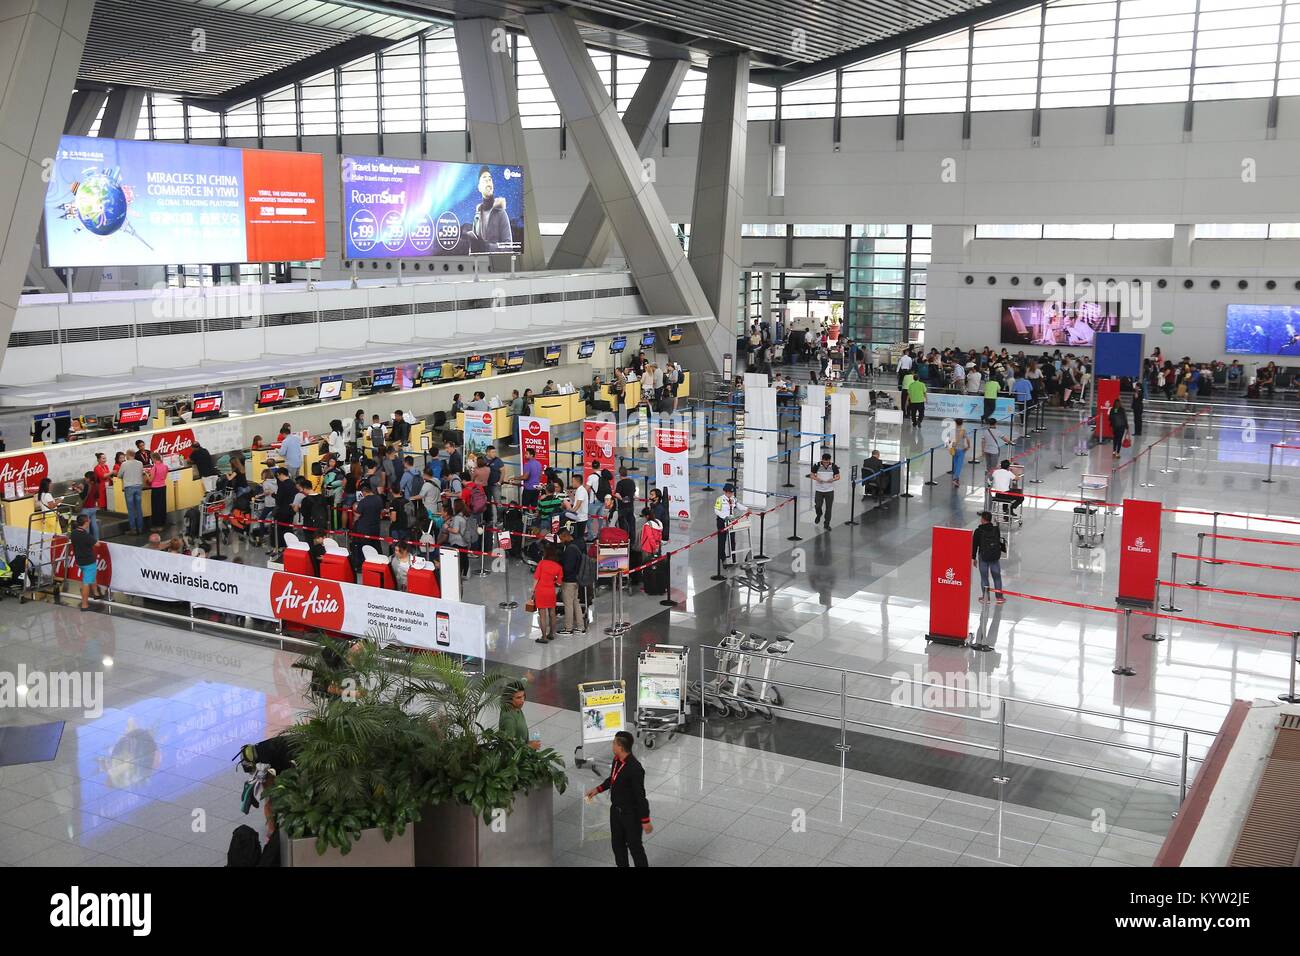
[436,611,451,647]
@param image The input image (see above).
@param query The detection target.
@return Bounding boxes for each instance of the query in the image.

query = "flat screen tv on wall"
[1224,303,1300,356]
[1000,299,1120,348]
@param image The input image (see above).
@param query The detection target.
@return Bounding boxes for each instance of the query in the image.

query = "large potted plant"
[268,635,566,867]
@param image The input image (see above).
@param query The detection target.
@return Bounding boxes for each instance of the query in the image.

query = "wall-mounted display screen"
[32,411,72,443]
[506,350,525,368]
[43,136,325,268]
[258,384,286,406]
[191,392,223,416]
[577,340,595,359]
[1224,303,1300,356]
[318,378,343,401]
[371,367,396,390]
[641,331,656,349]
[544,344,562,362]
[118,402,151,425]
[1000,299,1119,348]
[610,336,627,354]
[341,155,525,259]
[668,326,683,343]
[420,363,443,381]
[465,356,487,375]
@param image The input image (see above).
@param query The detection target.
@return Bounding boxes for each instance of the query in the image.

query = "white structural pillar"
[522,12,713,326]
[453,18,545,272]
[548,58,689,270]
[0,0,95,370]
[684,53,750,375]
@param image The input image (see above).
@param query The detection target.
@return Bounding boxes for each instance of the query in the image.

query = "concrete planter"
[279,825,415,867]
[413,787,554,866]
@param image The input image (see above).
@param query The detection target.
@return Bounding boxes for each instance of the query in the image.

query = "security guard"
[714,482,743,566]
[585,730,652,867]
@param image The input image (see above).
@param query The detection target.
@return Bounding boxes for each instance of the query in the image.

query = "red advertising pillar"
[1117,498,1161,607]
[926,526,974,646]
[1096,377,1120,439]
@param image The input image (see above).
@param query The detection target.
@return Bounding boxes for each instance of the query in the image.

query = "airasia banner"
[103,543,487,658]
[463,409,495,458]
[0,417,242,486]
[582,419,616,481]
[1096,378,1121,439]
[1117,497,1161,607]
[927,526,974,644]
[653,426,691,521]
[519,415,551,469]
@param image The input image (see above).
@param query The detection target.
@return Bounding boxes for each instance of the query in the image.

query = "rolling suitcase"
[641,552,668,594]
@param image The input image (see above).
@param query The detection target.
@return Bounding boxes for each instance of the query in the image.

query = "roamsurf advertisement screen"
[43,135,325,268]
[341,154,525,258]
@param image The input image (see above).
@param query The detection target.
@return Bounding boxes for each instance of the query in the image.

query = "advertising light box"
[341,155,525,259]
[43,136,325,268]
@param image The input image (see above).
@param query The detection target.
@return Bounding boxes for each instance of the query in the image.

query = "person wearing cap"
[714,483,743,566]
[808,452,840,531]
[498,681,540,749]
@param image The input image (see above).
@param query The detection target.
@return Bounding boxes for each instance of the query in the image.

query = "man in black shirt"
[70,513,102,611]
[558,524,587,635]
[614,466,637,538]
[350,485,390,571]
[387,410,411,447]
[860,449,887,506]
[189,440,219,493]
[444,440,463,481]
[273,467,297,550]
[585,730,651,867]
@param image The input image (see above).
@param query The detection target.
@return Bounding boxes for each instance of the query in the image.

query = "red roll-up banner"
[1118,497,1161,607]
[927,526,974,645]
[1096,377,1120,439]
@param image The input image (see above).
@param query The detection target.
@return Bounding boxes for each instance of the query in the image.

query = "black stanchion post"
[756,508,768,560]
[844,465,859,526]
[925,447,938,486]
[659,554,676,607]
[784,446,794,488]
[900,458,914,498]
[710,536,725,581]
[787,495,802,541]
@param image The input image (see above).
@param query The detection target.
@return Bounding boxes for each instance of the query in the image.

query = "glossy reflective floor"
[1,400,1296,866]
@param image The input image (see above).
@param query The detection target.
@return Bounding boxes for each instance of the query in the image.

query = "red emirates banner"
[582,419,616,481]
[1118,497,1161,606]
[927,526,974,644]
[1096,378,1121,439]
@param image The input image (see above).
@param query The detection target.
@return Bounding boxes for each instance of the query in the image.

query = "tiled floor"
[1,396,1296,865]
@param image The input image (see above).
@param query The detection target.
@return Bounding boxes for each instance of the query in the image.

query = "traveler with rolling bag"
[639,506,668,595]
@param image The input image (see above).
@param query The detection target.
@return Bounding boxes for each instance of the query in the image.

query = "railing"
[699,643,1216,808]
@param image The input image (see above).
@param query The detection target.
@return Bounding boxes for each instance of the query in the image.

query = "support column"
[522,12,712,324]
[548,58,689,270]
[65,88,106,136]
[684,53,750,373]
[454,19,544,272]
[0,0,95,371]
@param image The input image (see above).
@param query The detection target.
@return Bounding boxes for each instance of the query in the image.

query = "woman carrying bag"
[948,418,970,488]
[530,542,563,644]
[1108,400,1130,459]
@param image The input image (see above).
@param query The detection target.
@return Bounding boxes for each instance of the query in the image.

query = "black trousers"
[151,486,168,528]
[610,808,649,867]
[617,507,635,538]
[910,402,926,427]
[814,490,834,526]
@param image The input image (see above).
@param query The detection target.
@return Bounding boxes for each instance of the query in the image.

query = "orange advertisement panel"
[241,149,325,262]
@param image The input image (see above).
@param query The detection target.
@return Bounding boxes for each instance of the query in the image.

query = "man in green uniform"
[498,680,540,749]
[983,376,1002,422]
[906,375,927,428]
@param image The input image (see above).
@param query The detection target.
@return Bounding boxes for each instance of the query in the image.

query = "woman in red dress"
[532,542,563,644]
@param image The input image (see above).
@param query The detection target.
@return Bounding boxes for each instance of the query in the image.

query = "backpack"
[640,521,663,555]
[978,527,1004,563]
[596,469,614,502]
[462,481,487,515]
[578,548,597,588]
[226,825,263,866]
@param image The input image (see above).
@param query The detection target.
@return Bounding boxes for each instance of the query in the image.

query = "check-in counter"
[105,466,200,518]
[598,381,642,409]
[1,495,39,533]
[531,394,587,426]
[456,410,514,440]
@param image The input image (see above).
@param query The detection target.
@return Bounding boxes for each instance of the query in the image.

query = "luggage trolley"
[634,645,688,749]
[1072,473,1110,549]
[688,631,791,720]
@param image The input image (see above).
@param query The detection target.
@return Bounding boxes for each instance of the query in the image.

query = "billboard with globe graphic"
[43,136,325,268]
[341,154,525,259]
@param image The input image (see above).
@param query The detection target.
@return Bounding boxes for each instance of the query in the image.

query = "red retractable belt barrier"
[926,526,974,645]
[1118,497,1161,607]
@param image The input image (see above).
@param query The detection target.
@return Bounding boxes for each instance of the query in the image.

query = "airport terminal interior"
[1,0,1299,879]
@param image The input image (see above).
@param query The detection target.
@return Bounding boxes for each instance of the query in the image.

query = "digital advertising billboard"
[1000,299,1120,348]
[43,136,325,268]
[1224,303,1300,356]
[341,154,525,259]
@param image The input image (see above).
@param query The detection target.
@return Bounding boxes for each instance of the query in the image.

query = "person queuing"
[346,410,364,463]
[978,417,1009,478]
[972,510,1007,605]
[272,467,297,551]
[118,451,146,535]
[70,513,103,612]
[327,419,347,464]
[78,470,101,541]
[564,474,589,543]
[531,542,563,644]
[614,466,637,538]
[189,439,219,494]
[93,453,111,513]
[948,419,970,488]
[647,487,669,544]
[149,453,169,530]
[1108,397,1130,459]
[277,424,304,478]
[350,485,391,571]
[808,452,840,531]
[558,524,588,636]
[584,730,652,868]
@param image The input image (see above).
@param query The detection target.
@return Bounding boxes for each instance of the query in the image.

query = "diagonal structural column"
[548,58,689,270]
[522,11,713,329]
[685,53,750,375]
[0,0,95,371]
[454,18,544,272]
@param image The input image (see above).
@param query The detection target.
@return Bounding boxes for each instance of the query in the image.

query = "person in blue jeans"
[971,510,1006,604]
[118,451,146,535]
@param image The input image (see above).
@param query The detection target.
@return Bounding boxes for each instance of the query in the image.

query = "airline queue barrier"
[282,533,315,577]
[361,545,396,590]
[320,542,355,584]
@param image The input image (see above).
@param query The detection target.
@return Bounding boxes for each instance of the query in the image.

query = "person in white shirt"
[327,419,347,462]
[808,452,841,531]
[564,474,590,540]
[951,362,966,390]
[965,366,982,395]
[896,351,914,387]
[714,483,745,565]
[989,459,1021,518]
